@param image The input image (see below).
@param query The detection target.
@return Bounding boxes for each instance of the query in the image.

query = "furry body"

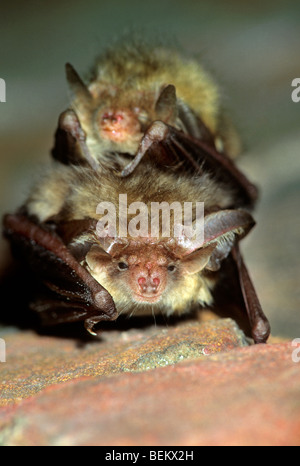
[26,160,234,317]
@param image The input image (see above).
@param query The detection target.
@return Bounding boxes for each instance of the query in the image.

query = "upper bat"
[54,44,240,164]
[3,41,270,343]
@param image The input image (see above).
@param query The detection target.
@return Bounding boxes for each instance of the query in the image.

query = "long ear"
[85,244,112,275]
[181,243,217,275]
[204,209,255,271]
[181,209,255,274]
[65,63,93,108]
[155,84,178,123]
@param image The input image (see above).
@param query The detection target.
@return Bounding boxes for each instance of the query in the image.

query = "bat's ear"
[155,84,178,123]
[85,244,112,274]
[181,209,255,274]
[65,63,93,108]
[85,236,130,273]
[180,243,217,275]
[51,64,100,170]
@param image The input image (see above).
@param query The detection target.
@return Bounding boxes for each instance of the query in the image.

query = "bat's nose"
[138,276,160,294]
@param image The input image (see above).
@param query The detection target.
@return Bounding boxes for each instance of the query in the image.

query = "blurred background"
[0,0,299,337]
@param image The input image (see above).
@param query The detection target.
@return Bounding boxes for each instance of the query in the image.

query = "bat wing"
[51,109,100,171]
[121,120,258,208]
[231,244,270,343]
[3,213,117,335]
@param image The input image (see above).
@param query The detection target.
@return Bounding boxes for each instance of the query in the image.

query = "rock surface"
[0,318,248,405]
[0,319,299,446]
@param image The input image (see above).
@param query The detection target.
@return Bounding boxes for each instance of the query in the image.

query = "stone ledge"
[0,319,299,446]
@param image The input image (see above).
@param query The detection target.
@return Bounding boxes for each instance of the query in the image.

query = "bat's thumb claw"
[252,317,271,344]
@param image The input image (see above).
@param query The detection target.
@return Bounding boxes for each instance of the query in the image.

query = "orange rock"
[0,322,299,445]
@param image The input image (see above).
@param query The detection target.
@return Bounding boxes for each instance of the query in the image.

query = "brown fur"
[26,162,235,223]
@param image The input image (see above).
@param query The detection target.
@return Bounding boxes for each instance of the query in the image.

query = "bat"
[3,41,270,343]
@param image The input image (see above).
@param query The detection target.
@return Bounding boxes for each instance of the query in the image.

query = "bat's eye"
[118,261,129,271]
[167,264,176,273]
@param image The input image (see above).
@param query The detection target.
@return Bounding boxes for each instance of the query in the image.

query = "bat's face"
[74,70,179,156]
[84,236,220,316]
[85,241,176,306]
[118,244,170,304]
[97,107,143,144]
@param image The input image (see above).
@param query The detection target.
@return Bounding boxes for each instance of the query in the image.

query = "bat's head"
[84,235,221,315]
[81,209,255,315]
[65,62,178,154]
